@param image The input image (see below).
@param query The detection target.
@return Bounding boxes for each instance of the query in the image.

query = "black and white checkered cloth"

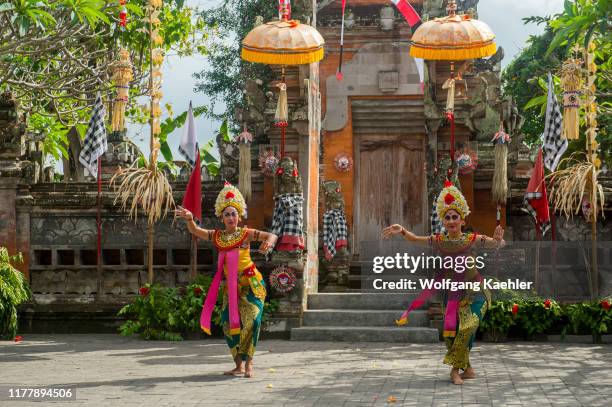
[79,93,107,177]
[522,192,551,236]
[430,201,445,235]
[271,193,304,240]
[323,208,348,258]
[541,72,567,172]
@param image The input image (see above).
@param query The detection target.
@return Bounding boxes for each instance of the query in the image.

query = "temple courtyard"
[1,335,611,406]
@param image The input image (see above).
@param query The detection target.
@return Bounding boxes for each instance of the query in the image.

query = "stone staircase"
[290,292,440,342]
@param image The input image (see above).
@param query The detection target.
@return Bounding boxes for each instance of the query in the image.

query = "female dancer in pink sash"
[176,182,277,378]
[382,181,505,385]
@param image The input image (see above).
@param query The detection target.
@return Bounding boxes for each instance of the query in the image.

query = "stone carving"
[274,156,303,195]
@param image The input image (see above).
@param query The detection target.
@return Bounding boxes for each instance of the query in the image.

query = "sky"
[117,0,567,167]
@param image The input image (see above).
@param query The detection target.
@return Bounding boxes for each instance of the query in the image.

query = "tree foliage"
[503,1,610,167]
[1,0,210,166]
[193,0,275,128]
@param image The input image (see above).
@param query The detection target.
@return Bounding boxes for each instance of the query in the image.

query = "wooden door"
[355,134,426,251]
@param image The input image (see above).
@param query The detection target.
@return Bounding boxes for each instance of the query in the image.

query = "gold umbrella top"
[410,0,496,61]
[241,14,324,66]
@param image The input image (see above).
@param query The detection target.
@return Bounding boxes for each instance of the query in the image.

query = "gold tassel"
[409,43,497,61]
[491,123,510,204]
[110,48,133,132]
[241,47,324,66]
[275,82,288,124]
[561,57,582,140]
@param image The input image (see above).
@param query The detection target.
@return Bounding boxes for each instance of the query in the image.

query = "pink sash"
[200,248,241,336]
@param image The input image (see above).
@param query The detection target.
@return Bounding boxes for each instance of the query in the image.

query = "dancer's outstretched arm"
[382,224,430,247]
[478,225,506,249]
[247,229,278,254]
[174,206,215,241]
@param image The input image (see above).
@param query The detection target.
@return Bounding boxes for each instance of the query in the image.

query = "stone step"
[303,309,430,327]
[290,326,439,342]
[307,293,422,310]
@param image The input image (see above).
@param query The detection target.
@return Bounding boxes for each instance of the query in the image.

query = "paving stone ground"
[1,335,611,407]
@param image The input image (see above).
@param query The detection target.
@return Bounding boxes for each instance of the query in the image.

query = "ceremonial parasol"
[409,0,496,177]
[241,0,324,156]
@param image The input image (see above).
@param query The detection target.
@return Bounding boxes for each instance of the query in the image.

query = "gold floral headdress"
[215,181,247,218]
[436,180,470,220]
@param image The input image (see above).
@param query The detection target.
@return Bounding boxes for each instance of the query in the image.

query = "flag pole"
[191,236,197,280]
[96,158,103,297]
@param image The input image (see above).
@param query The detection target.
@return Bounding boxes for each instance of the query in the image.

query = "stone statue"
[321,181,350,289]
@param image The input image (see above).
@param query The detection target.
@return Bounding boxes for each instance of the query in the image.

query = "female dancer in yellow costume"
[175,182,277,378]
[382,180,505,385]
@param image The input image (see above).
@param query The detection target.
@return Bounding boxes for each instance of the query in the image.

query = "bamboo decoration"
[110,0,174,284]
[547,42,604,299]
[237,123,253,202]
[110,48,133,132]
[560,56,582,140]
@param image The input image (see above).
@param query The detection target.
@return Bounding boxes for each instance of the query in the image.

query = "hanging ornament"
[236,123,253,202]
[259,147,280,178]
[269,265,297,294]
[333,153,353,173]
[110,48,133,132]
[146,0,163,140]
[491,123,511,205]
[118,0,128,29]
[560,54,582,140]
[274,80,289,156]
[454,144,478,175]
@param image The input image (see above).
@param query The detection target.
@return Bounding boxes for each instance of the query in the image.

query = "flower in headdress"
[544,299,551,309]
[602,300,611,311]
[225,191,235,200]
[276,168,284,176]
[139,287,150,296]
[512,303,519,315]
[292,168,298,177]
[444,193,455,206]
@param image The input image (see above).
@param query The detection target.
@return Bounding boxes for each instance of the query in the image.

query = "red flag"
[390,0,421,27]
[523,148,550,235]
[182,152,202,222]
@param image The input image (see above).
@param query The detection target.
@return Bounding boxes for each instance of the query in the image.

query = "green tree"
[193,0,275,128]
[1,1,209,164]
[502,26,566,145]
[503,1,610,166]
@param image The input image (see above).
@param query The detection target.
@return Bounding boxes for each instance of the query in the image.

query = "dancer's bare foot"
[450,368,464,385]
[244,359,254,378]
[461,367,476,379]
[223,366,244,376]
